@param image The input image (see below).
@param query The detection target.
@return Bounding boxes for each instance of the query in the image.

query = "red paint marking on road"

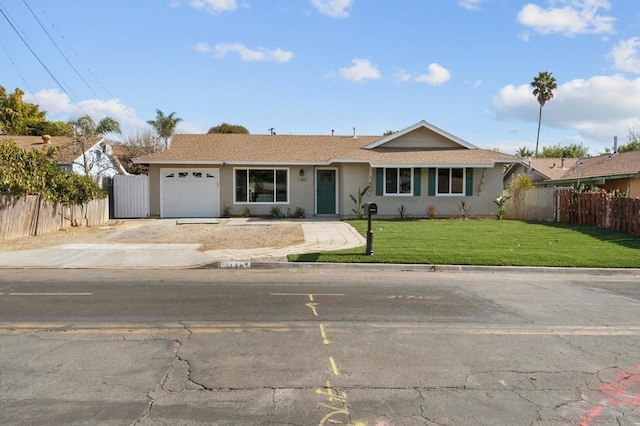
[580,365,640,426]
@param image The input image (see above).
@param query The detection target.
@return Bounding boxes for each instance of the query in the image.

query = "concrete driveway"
[0,218,366,269]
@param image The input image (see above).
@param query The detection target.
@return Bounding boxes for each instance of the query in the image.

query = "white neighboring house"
[0,135,128,185]
[64,138,129,182]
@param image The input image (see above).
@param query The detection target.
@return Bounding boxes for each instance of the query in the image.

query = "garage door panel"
[161,169,219,218]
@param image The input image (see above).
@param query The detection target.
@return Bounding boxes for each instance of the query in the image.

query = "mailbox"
[364,202,377,255]
[365,202,377,215]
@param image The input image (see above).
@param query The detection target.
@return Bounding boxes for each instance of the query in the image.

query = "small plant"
[459,201,472,220]
[397,205,407,219]
[269,205,283,218]
[240,206,253,217]
[493,194,510,220]
[427,206,436,219]
[293,206,306,218]
[349,185,371,219]
[221,205,232,217]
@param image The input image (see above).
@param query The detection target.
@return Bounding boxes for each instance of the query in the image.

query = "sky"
[1,0,639,155]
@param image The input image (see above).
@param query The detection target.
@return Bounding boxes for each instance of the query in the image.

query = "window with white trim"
[234,168,288,203]
[437,168,464,195]
[384,168,412,195]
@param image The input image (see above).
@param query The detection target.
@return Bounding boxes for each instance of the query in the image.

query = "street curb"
[195,261,640,275]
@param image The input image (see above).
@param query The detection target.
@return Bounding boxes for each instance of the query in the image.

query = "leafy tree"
[0,85,72,136]
[531,71,558,157]
[538,143,588,158]
[0,140,104,206]
[207,123,249,134]
[617,127,640,152]
[383,130,395,136]
[147,109,183,150]
[67,115,122,177]
[507,174,534,199]
[515,146,534,157]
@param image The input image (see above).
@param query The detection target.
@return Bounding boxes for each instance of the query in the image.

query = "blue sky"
[1,0,639,155]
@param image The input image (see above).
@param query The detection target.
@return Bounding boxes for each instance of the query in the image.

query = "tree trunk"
[535,104,543,156]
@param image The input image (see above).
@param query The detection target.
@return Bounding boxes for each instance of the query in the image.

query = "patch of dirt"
[0,220,305,252]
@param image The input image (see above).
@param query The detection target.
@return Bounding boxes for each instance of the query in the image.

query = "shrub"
[240,206,252,217]
[397,205,407,219]
[269,205,283,218]
[494,194,511,220]
[427,206,436,219]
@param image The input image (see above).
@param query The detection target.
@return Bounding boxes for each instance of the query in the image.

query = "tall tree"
[207,123,249,134]
[531,71,558,157]
[147,109,183,150]
[0,85,71,136]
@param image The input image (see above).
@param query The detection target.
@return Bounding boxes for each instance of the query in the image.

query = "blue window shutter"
[376,168,383,196]
[413,168,421,196]
[465,168,473,196]
[428,168,436,196]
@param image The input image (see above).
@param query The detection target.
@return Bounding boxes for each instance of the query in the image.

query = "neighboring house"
[0,135,128,183]
[504,151,640,197]
[133,120,518,219]
[546,151,640,197]
[503,157,575,187]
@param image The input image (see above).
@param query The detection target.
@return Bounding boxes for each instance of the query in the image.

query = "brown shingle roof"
[0,135,100,163]
[555,150,640,181]
[134,133,517,166]
[519,158,578,180]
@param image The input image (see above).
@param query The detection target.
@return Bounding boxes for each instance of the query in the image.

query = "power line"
[21,0,99,98]
[0,4,76,104]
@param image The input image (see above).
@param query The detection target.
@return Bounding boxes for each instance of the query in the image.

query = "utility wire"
[21,0,99,98]
[0,4,76,104]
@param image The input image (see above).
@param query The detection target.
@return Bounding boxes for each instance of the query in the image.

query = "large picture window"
[235,168,288,203]
[384,168,412,195]
[437,168,464,195]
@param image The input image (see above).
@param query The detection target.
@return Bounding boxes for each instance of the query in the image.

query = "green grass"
[289,220,640,268]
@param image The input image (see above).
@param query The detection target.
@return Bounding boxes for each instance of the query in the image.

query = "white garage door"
[161,168,219,218]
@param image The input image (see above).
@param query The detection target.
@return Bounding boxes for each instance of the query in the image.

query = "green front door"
[316,170,336,214]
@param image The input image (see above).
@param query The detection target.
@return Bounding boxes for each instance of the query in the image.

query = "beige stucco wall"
[148,163,506,219]
[602,177,640,198]
[340,165,505,218]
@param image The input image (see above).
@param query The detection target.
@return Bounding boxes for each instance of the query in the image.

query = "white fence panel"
[114,175,150,218]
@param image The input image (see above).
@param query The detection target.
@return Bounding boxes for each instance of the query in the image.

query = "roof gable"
[363,120,478,150]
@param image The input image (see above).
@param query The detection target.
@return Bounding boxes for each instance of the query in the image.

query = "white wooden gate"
[114,175,150,218]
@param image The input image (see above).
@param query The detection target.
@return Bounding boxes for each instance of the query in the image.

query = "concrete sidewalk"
[0,220,366,269]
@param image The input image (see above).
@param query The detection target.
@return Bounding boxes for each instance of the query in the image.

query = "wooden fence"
[504,187,555,222]
[556,188,640,236]
[0,193,109,240]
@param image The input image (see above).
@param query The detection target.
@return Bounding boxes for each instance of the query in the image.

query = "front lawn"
[289,220,640,268]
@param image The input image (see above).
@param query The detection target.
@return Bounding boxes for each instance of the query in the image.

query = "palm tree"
[531,71,557,157]
[147,109,183,150]
[515,146,534,158]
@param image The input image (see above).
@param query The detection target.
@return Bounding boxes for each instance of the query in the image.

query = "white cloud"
[25,89,145,129]
[392,68,412,83]
[610,37,640,74]
[458,0,487,11]
[414,63,452,85]
[168,2,181,8]
[394,64,452,86]
[517,0,615,37]
[337,59,381,82]
[492,74,640,145]
[311,0,353,18]
[196,42,294,63]
[190,0,237,14]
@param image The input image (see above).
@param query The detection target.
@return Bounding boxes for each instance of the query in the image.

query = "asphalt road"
[1,268,639,425]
